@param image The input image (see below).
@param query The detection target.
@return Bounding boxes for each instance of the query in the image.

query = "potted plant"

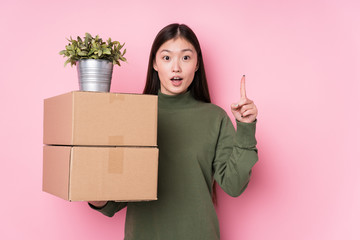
[59,33,127,92]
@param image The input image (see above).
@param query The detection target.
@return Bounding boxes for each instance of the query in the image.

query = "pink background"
[1,0,359,239]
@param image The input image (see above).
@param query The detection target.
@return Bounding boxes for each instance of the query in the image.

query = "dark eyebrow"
[181,49,193,53]
[160,49,194,53]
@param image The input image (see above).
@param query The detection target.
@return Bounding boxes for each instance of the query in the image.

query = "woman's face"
[153,37,198,95]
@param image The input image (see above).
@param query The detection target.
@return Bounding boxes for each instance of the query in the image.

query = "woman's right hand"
[231,75,258,123]
[88,201,108,208]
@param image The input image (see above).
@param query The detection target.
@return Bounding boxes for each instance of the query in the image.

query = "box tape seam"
[109,93,125,104]
[108,147,123,174]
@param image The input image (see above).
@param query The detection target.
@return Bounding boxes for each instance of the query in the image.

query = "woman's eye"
[183,56,190,61]
[163,56,170,61]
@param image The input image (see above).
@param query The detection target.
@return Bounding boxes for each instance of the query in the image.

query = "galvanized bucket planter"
[77,59,114,92]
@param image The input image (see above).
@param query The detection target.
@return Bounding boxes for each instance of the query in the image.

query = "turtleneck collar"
[157,90,199,109]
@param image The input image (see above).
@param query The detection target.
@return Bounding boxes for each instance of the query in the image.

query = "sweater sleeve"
[213,114,258,197]
[88,201,127,217]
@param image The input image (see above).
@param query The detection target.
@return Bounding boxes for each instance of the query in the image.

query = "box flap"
[42,146,71,200]
[43,92,74,145]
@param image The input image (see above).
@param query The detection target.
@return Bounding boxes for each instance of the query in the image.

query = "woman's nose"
[172,59,181,72]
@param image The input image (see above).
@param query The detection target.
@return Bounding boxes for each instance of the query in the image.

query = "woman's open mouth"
[171,76,183,86]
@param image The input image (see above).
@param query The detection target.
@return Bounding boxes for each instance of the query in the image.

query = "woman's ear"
[153,60,158,71]
[195,63,199,71]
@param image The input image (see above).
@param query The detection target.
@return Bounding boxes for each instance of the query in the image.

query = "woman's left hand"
[230,75,258,123]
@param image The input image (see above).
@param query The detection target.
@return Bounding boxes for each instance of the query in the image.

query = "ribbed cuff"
[235,119,257,148]
[88,201,127,217]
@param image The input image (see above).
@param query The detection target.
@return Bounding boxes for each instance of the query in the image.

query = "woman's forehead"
[158,37,195,53]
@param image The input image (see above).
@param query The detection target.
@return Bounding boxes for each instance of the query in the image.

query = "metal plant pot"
[77,59,114,92]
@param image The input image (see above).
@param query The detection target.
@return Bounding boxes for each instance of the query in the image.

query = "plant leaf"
[78,51,88,56]
[59,50,66,55]
[64,58,71,67]
[114,59,121,66]
[103,48,111,55]
[88,49,95,56]
[119,56,127,62]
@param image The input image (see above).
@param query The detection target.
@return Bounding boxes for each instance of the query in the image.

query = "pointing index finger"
[240,75,247,98]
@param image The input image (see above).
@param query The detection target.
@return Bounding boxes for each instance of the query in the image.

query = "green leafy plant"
[59,33,127,67]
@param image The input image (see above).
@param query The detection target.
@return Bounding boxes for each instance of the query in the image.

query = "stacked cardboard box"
[43,91,158,201]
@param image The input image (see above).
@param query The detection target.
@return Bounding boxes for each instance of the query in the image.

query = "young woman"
[89,23,258,240]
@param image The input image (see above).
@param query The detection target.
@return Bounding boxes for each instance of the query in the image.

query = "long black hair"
[143,23,211,103]
[143,23,218,204]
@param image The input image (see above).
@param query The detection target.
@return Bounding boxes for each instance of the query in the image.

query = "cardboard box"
[43,91,158,146]
[42,145,158,201]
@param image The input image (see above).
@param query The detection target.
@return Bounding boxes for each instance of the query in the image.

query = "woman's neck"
[157,90,198,109]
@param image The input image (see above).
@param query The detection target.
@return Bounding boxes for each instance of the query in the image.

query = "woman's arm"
[213,116,258,197]
[213,75,258,197]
